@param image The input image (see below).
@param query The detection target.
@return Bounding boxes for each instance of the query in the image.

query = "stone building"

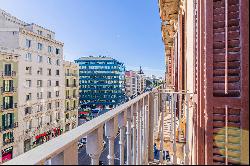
[64,61,79,132]
[0,9,66,161]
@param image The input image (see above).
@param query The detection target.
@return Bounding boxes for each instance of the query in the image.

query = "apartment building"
[0,48,19,163]
[0,9,65,160]
[64,61,79,132]
[125,70,138,98]
[158,0,249,164]
[136,67,146,95]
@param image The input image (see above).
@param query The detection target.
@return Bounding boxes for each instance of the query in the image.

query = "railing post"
[173,93,177,164]
[86,126,104,165]
[159,93,164,164]
[64,142,78,165]
[170,93,174,142]
[136,101,141,165]
[144,101,149,165]
[105,117,118,165]
[118,111,127,165]
[141,98,145,164]
[148,91,155,162]
[126,108,132,165]
[178,94,182,142]
[132,103,137,165]
[185,94,190,165]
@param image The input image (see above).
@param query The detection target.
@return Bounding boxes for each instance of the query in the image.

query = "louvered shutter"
[205,0,249,165]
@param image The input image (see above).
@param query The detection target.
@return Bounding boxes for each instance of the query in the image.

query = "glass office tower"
[75,56,125,110]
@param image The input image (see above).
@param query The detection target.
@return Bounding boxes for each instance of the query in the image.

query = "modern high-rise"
[0,9,65,160]
[75,56,125,110]
[64,61,79,132]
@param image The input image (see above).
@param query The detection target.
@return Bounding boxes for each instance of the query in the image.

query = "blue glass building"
[75,56,125,110]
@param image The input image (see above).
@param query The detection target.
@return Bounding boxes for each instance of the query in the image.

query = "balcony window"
[26,39,31,48]
[37,117,42,127]
[56,59,60,66]
[3,96,13,109]
[4,64,12,76]
[47,103,52,110]
[56,102,60,108]
[50,114,53,123]
[3,80,13,92]
[26,120,32,130]
[37,105,43,112]
[47,34,51,39]
[37,43,43,50]
[24,139,31,153]
[1,113,14,130]
[25,53,32,61]
[25,67,32,75]
[37,30,43,36]
[66,79,69,87]
[3,132,14,145]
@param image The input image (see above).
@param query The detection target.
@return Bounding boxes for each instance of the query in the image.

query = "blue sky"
[0,0,165,77]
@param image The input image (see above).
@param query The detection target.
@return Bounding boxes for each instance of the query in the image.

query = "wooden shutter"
[205,0,249,165]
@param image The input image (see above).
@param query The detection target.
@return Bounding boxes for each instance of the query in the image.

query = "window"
[3,96,13,109]
[47,34,51,39]
[56,81,59,86]
[47,69,51,76]
[66,79,69,87]
[56,91,59,97]
[37,117,42,127]
[56,112,60,120]
[25,67,32,75]
[4,64,12,76]
[26,39,31,48]
[25,107,32,115]
[37,105,43,112]
[50,114,53,123]
[3,80,13,92]
[26,93,32,101]
[56,59,60,66]
[37,43,43,50]
[26,80,31,87]
[48,46,52,53]
[2,113,14,130]
[56,48,60,55]
[37,92,43,99]
[47,103,52,110]
[37,80,42,87]
[25,53,32,61]
[37,68,42,75]
[56,70,59,76]
[26,120,32,130]
[38,30,43,35]
[47,80,52,87]
[47,57,51,64]
[47,92,51,98]
[56,102,60,108]
[37,55,42,63]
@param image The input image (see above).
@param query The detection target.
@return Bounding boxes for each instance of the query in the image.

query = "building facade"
[158,0,249,165]
[0,9,65,161]
[64,61,79,132]
[125,70,138,98]
[0,49,19,163]
[75,56,125,110]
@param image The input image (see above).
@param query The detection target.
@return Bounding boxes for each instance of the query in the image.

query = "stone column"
[105,117,118,165]
[86,126,104,165]
[118,111,127,165]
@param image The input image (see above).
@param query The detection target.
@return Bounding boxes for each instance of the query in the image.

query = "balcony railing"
[4,85,193,165]
[1,71,16,77]
[0,87,16,94]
